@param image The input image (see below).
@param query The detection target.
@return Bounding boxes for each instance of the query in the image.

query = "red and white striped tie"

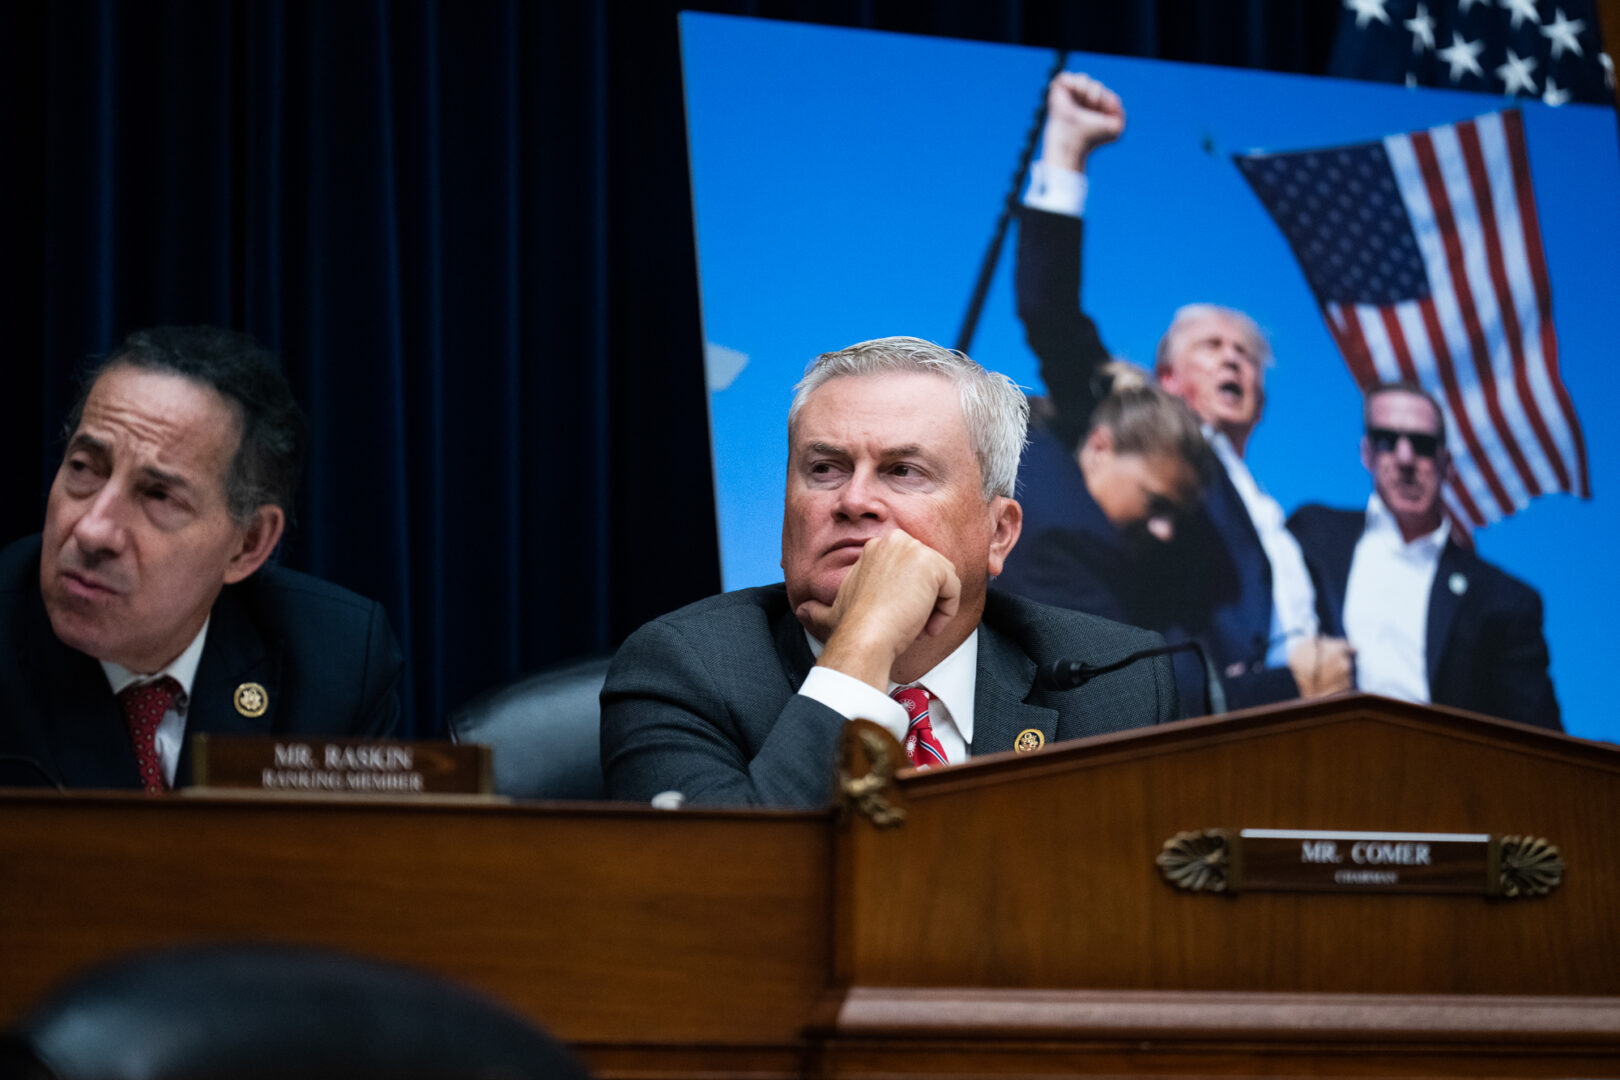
[891,686,949,769]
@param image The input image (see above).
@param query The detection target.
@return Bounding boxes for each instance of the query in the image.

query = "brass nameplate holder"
[1158,828,1563,898]
[190,735,493,797]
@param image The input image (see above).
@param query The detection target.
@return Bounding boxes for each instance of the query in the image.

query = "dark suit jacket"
[1140,465,1299,709]
[1016,206,1295,709]
[1015,208,1113,448]
[599,584,1180,808]
[0,534,404,789]
[1287,506,1560,730]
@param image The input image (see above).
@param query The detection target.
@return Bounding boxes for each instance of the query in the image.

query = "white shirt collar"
[805,628,981,746]
[1206,426,1243,469]
[1364,492,1449,555]
[100,616,211,710]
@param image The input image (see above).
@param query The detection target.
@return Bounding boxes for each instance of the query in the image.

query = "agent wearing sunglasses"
[1288,383,1560,730]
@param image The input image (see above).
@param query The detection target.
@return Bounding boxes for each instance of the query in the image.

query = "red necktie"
[891,686,949,769]
[119,676,181,793]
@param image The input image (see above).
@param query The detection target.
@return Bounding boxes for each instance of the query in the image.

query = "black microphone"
[1036,639,1223,717]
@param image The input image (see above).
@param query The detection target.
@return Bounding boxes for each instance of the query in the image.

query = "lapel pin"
[234,682,268,718]
[1014,729,1045,754]
[1449,572,1468,596]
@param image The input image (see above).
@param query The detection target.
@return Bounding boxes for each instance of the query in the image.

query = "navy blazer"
[0,534,404,789]
[1140,462,1300,710]
[1287,505,1560,730]
[600,584,1180,808]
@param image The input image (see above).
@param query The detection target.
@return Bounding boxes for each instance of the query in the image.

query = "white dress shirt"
[799,630,979,765]
[1344,494,1448,703]
[1207,431,1319,667]
[1023,160,1089,217]
[100,618,211,787]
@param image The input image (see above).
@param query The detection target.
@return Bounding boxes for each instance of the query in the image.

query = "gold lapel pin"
[1014,728,1045,753]
[234,682,268,718]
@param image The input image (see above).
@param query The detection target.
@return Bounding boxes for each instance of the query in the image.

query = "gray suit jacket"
[600,584,1180,808]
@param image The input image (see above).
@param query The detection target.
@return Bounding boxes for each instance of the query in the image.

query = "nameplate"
[1157,828,1563,898]
[1243,829,1490,892]
[190,735,492,797]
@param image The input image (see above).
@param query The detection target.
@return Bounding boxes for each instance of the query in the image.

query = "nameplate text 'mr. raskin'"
[190,735,492,796]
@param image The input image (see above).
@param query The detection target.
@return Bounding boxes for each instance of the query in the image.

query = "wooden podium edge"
[891,693,1620,804]
[817,986,1620,1043]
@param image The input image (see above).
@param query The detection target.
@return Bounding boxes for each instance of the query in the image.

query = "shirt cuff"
[1023,161,1088,217]
[798,666,909,743]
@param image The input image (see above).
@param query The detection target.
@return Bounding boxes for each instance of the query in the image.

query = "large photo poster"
[681,13,1620,741]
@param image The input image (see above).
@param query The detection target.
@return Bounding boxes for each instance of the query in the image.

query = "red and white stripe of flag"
[1320,110,1589,530]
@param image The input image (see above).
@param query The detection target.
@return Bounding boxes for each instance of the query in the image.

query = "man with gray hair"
[1015,71,1352,708]
[601,336,1179,808]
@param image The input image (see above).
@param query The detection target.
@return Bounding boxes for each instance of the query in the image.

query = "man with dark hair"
[1289,383,1560,729]
[601,336,1180,809]
[0,326,403,790]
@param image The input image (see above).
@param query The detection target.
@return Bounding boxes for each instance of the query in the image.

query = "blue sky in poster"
[680,13,1620,741]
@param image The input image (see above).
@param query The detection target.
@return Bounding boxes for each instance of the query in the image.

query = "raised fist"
[1042,71,1126,171]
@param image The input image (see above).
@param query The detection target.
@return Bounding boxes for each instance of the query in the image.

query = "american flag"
[1234,109,1590,530]
[1329,0,1613,107]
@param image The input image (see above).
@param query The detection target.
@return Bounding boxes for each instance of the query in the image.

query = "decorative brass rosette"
[1157,829,1231,892]
[1497,835,1563,897]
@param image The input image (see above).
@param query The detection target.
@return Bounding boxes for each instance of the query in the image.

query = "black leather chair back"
[449,654,611,800]
[0,944,591,1080]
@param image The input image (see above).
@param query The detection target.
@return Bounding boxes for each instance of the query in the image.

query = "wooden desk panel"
[5,697,1619,1078]
[0,794,831,1055]
[839,697,1620,997]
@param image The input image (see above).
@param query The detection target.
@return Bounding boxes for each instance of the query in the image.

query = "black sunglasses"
[1366,427,1441,459]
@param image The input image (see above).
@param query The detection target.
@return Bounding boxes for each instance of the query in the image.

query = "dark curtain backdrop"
[3,2,1338,736]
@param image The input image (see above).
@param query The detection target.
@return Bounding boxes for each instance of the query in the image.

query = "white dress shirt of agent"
[1024,70,1354,699]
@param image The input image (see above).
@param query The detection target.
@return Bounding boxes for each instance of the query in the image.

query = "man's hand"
[1041,72,1126,173]
[797,530,960,692]
[1288,636,1356,698]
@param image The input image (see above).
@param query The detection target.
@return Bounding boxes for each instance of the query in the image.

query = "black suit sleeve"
[1285,504,1350,640]
[600,618,844,809]
[1221,666,1302,711]
[1151,621,1300,714]
[357,599,404,737]
[1470,583,1561,731]
[1016,207,1114,449]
